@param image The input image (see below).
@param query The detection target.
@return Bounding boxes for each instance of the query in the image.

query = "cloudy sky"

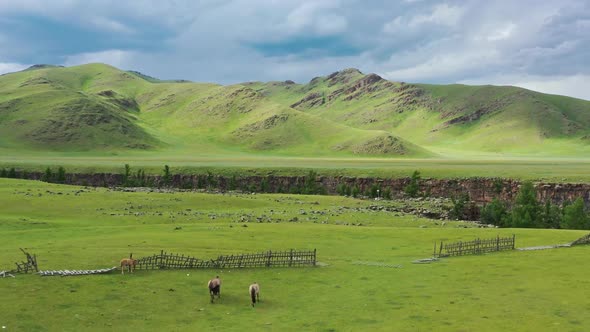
[0,0,588,100]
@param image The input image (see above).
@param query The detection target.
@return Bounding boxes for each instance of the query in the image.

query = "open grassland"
[2,152,590,182]
[1,179,589,331]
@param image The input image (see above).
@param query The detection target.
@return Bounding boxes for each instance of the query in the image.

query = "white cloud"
[0,0,587,101]
[382,17,403,34]
[0,62,29,74]
[315,14,348,35]
[383,47,502,82]
[409,4,465,27]
[89,17,135,34]
[63,50,135,68]
[284,1,347,36]
[486,23,516,41]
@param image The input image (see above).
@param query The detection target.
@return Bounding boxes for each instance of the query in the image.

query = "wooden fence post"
[512,234,515,249]
[496,235,500,251]
[266,251,272,267]
[313,249,317,266]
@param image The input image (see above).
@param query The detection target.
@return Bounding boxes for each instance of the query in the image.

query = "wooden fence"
[14,248,38,274]
[571,233,590,246]
[434,235,515,257]
[135,249,317,270]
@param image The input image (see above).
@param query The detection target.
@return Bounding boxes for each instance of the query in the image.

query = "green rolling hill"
[0,63,589,158]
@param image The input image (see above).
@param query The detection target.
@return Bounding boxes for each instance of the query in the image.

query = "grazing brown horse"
[208,276,221,303]
[249,282,260,307]
[120,258,137,274]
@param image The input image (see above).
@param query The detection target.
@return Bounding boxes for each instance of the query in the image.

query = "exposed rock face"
[14,172,590,207]
[290,92,324,109]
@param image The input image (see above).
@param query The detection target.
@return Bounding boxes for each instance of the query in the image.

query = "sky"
[0,0,589,100]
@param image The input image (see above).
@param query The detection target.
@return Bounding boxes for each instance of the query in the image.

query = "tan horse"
[120,258,137,274]
[249,282,260,307]
[208,276,221,303]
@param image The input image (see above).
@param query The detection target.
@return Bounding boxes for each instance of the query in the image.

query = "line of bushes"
[479,181,590,230]
[3,166,589,230]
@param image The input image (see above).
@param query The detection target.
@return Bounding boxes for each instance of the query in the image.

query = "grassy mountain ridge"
[249,69,590,156]
[0,63,589,157]
[0,64,427,156]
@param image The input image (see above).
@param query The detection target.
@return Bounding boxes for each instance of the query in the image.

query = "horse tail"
[250,286,257,305]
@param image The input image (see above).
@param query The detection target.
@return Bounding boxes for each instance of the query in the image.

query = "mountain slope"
[248,69,590,156]
[0,64,429,156]
[0,64,158,150]
[1,63,589,157]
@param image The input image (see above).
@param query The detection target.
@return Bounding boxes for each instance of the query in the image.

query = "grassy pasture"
[2,152,590,182]
[1,179,589,331]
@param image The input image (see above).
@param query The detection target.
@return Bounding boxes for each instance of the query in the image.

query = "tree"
[404,170,421,198]
[303,170,322,194]
[206,171,217,189]
[351,185,360,198]
[260,177,269,192]
[56,166,66,183]
[42,167,53,182]
[162,165,171,186]
[510,181,540,228]
[450,192,470,220]
[123,164,131,186]
[7,167,17,178]
[561,198,589,230]
[228,175,237,191]
[540,200,562,229]
[480,198,508,226]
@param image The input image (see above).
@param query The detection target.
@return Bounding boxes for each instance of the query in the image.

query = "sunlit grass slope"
[0,64,428,157]
[250,69,590,156]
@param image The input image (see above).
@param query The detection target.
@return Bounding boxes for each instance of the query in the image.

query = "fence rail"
[135,249,317,270]
[571,233,590,246]
[434,235,515,257]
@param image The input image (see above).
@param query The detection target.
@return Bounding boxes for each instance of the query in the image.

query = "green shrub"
[7,167,17,178]
[369,184,380,198]
[480,198,508,226]
[123,164,131,186]
[382,188,392,200]
[540,200,562,229]
[561,197,589,230]
[336,183,347,196]
[450,192,469,220]
[302,170,322,195]
[351,185,360,198]
[42,167,53,182]
[162,165,171,185]
[493,178,504,194]
[404,170,421,198]
[56,166,66,183]
[510,181,541,228]
[228,175,237,191]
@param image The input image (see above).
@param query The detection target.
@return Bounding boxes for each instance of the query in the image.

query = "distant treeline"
[1,166,589,230]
